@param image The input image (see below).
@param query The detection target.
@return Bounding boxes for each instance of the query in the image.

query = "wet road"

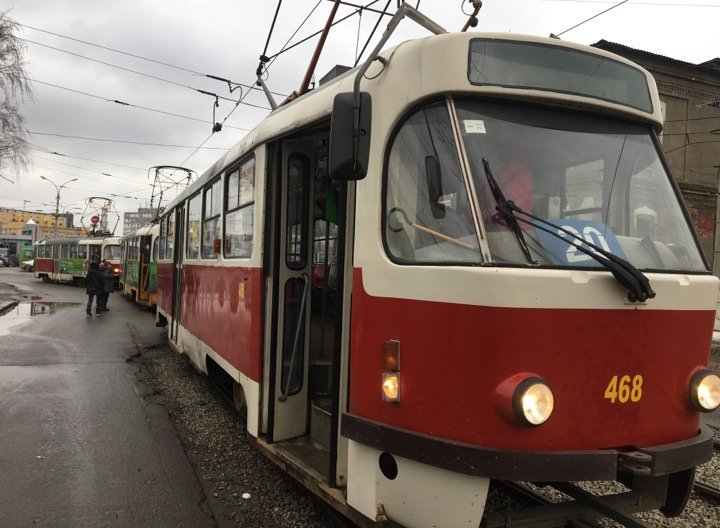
[0,268,213,527]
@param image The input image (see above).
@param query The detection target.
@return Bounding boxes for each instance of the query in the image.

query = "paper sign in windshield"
[463,120,486,134]
[536,220,627,266]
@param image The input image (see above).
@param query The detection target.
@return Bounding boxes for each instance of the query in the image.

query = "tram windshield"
[103,244,121,260]
[384,98,707,272]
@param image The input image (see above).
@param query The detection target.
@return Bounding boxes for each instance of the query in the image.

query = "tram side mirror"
[425,155,445,219]
[329,92,372,181]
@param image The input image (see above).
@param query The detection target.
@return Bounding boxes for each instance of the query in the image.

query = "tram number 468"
[604,375,643,403]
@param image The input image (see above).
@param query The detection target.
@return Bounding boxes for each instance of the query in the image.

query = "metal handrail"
[279,272,310,401]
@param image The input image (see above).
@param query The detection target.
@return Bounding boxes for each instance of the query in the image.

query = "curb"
[0,301,19,317]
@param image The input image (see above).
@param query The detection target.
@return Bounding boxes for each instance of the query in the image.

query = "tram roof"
[37,237,82,245]
[161,31,661,214]
[130,224,159,238]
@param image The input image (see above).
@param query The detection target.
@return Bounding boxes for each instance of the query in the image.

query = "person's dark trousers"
[100,292,109,312]
[86,294,100,315]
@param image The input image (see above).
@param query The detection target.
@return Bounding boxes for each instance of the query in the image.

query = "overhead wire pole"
[299,0,342,96]
[40,175,78,237]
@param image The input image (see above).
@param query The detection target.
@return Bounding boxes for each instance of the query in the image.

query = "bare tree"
[0,11,32,182]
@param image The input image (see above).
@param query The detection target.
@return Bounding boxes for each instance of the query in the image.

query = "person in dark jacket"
[85,261,105,317]
[99,260,115,313]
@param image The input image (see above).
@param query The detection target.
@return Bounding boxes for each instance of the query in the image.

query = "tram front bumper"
[341,414,715,481]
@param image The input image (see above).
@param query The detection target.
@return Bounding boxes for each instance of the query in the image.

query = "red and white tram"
[153,17,720,528]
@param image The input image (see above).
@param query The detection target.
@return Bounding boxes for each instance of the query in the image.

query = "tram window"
[159,217,166,260]
[384,101,481,264]
[152,237,159,263]
[59,245,68,259]
[453,99,706,271]
[37,245,45,259]
[224,156,255,259]
[104,245,121,260]
[187,193,202,259]
[202,179,222,259]
[78,244,87,259]
[167,211,175,260]
[286,155,309,269]
[69,245,78,259]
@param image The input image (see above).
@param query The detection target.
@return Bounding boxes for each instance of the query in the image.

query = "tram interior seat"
[614,235,689,271]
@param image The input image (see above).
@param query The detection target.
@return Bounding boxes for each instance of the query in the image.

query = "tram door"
[137,235,151,302]
[52,244,59,280]
[172,205,185,342]
[270,144,315,442]
[268,134,348,486]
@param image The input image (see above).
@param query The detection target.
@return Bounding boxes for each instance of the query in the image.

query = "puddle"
[0,302,81,336]
[13,294,43,301]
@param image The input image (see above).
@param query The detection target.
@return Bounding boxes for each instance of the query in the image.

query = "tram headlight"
[513,377,554,426]
[381,340,400,402]
[382,372,400,401]
[690,369,720,412]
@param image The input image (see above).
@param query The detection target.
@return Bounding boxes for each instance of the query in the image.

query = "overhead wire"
[555,0,630,37]
[174,0,384,173]
[354,0,392,66]
[262,0,285,60]
[30,143,146,170]
[264,0,325,73]
[21,37,270,109]
[27,130,231,150]
[175,0,330,173]
[16,21,288,97]
[323,0,389,15]
[542,0,719,6]
[265,1,381,64]
[27,78,251,131]
[32,154,145,181]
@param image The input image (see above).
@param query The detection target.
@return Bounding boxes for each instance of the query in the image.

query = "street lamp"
[40,176,78,237]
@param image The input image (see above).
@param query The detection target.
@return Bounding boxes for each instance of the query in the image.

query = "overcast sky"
[1,0,717,233]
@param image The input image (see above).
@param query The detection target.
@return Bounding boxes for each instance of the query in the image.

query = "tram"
[34,237,84,284]
[152,17,720,528]
[121,224,159,307]
[101,236,123,288]
[35,236,117,285]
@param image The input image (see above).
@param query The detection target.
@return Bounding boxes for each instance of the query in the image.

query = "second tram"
[121,224,159,307]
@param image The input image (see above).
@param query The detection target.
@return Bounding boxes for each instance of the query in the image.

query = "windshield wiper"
[481,158,656,303]
[481,158,537,265]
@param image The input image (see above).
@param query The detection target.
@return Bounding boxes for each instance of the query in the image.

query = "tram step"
[310,398,332,451]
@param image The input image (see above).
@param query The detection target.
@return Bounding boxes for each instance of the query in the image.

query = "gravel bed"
[136,342,337,528]
[512,427,720,527]
[137,338,720,528]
